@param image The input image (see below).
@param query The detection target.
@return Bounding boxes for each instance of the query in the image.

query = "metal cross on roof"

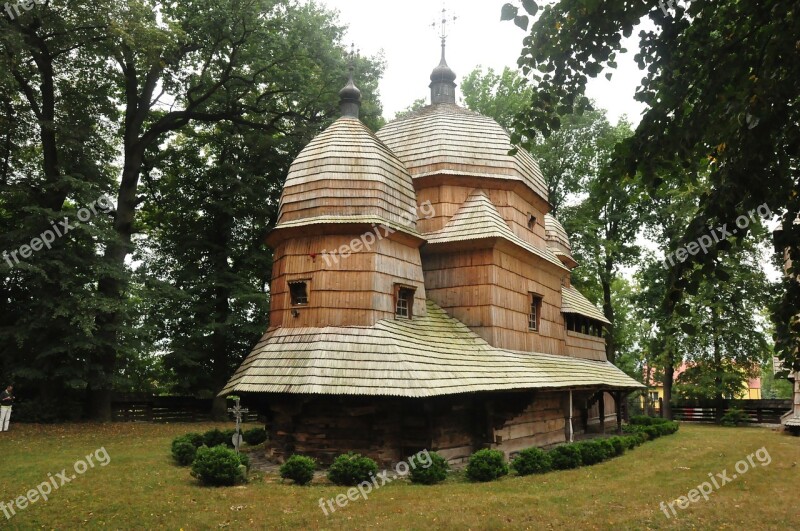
[431,6,457,46]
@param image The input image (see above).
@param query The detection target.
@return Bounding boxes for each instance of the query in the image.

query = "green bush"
[575,440,608,465]
[409,451,450,485]
[630,415,671,426]
[643,425,661,439]
[327,452,379,486]
[183,432,205,448]
[466,449,508,482]
[511,447,552,476]
[279,455,316,485]
[202,429,228,448]
[721,408,749,427]
[607,436,626,456]
[548,444,582,470]
[190,445,248,486]
[222,429,237,447]
[171,436,198,466]
[243,427,267,446]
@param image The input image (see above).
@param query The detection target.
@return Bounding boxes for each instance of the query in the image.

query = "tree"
[136,52,385,415]
[502,0,800,372]
[563,117,642,363]
[1,0,385,418]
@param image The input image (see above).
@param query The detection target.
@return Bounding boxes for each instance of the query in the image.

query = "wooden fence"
[111,396,260,423]
[672,399,791,424]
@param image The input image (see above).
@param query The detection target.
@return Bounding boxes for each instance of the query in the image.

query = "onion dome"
[271,57,418,235]
[338,57,362,118]
[429,44,457,104]
[376,104,549,204]
[545,213,578,268]
[274,118,419,234]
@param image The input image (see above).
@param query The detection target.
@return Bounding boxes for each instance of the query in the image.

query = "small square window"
[289,281,308,305]
[395,286,415,319]
[529,294,542,331]
[527,214,537,230]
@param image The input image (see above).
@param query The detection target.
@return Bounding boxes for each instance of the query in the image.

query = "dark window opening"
[395,286,415,319]
[565,314,605,338]
[529,294,543,331]
[527,214,537,230]
[289,281,308,305]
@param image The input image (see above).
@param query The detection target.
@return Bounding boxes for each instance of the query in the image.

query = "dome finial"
[339,43,362,119]
[429,7,457,105]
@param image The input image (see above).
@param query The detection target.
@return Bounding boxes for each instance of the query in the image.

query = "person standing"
[0,385,13,431]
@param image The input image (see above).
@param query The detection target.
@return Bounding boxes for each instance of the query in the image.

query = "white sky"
[319,0,647,124]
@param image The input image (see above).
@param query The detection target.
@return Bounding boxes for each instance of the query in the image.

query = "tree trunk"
[601,257,616,364]
[663,353,674,420]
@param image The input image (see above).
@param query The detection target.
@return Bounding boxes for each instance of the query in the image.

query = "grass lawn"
[0,422,798,529]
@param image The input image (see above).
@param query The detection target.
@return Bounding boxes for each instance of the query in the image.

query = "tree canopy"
[502,0,800,372]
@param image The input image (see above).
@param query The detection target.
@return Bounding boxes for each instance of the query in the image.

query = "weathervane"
[431,6,457,47]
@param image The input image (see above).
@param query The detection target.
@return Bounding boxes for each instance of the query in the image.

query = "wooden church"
[221,39,643,464]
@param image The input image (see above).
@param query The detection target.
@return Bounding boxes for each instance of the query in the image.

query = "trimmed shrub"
[202,429,228,448]
[222,429,237,447]
[643,425,661,439]
[190,445,248,486]
[630,415,671,426]
[466,449,508,482]
[548,444,582,470]
[511,447,552,476]
[721,408,749,427]
[183,432,205,448]
[280,455,316,485]
[243,427,268,446]
[575,440,608,465]
[327,452,379,486]
[409,451,450,485]
[607,436,626,456]
[171,436,198,466]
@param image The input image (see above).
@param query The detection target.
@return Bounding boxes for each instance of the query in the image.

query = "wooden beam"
[599,392,605,434]
[615,391,623,435]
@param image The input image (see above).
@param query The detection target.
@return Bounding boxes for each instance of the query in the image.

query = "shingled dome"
[376,104,549,204]
[276,116,419,231]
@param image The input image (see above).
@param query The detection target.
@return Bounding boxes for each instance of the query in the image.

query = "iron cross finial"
[432,5,457,46]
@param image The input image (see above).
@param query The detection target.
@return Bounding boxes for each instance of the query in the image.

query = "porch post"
[599,392,606,434]
[615,391,623,434]
[568,390,574,443]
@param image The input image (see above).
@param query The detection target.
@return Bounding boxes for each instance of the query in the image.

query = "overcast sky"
[319,0,647,125]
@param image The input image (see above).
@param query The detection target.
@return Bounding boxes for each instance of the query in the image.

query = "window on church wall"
[527,214,537,230]
[395,285,415,319]
[289,281,309,306]
[529,293,543,331]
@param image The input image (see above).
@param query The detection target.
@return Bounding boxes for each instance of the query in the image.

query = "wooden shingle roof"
[425,189,568,271]
[276,116,419,230]
[561,285,611,324]
[376,104,549,203]
[221,300,642,397]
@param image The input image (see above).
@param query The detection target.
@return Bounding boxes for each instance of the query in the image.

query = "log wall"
[415,184,548,249]
[269,232,426,328]
[565,331,608,361]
